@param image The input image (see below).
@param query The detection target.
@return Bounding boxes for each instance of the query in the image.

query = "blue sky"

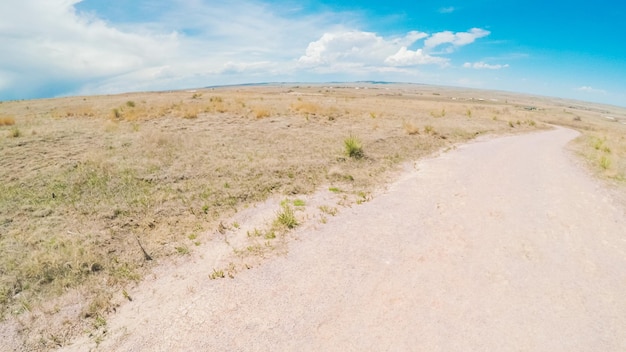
[1,0,625,107]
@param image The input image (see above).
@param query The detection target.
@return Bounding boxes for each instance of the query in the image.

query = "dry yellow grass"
[0,115,15,126]
[291,101,321,115]
[0,83,625,349]
[253,107,271,119]
[402,121,420,135]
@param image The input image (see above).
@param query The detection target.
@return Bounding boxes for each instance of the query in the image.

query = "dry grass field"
[1,83,625,349]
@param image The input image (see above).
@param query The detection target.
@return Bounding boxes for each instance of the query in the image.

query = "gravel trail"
[63,127,626,351]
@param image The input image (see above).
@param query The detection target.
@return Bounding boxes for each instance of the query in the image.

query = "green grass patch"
[344,135,364,159]
[275,204,298,229]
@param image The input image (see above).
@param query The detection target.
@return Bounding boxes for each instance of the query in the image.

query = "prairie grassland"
[546,107,626,182]
[0,83,624,349]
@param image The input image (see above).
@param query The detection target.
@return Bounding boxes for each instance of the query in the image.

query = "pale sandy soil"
[54,127,626,351]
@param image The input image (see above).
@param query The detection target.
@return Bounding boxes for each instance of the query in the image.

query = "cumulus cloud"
[298,30,428,67]
[463,61,509,70]
[385,47,449,66]
[425,28,490,51]
[299,28,488,72]
[298,31,387,66]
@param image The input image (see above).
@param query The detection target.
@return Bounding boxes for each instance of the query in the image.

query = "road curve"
[65,127,626,351]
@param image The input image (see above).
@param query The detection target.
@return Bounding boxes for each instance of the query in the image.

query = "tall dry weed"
[291,101,321,115]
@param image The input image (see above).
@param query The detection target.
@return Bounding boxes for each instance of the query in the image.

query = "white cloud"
[463,61,509,70]
[0,0,493,99]
[0,0,344,98]
[298,31,387,66]
[298,30,428,68]
[0,0,176,76]
[220,61,278,75]
[298,28,489,72]
[425,28,490,51]
[0,0,182,98]
[395,31,429,46]
[385,47,449,66]
[577,86,606,94]
[439,7,455,14]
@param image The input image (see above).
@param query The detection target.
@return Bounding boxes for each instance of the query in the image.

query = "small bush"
[126,101,136,108]
[593,138,605,150]
[344,135,364,159]
[275,204,298,229]
[600,156,611,170]
[209,269,225,280]
[111,108,122,119]
[9,127,21,138]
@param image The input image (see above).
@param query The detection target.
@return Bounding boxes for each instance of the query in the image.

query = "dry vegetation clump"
[1,83,624,349]
[570,127,626,180]
[253,106,271,119]
[402,121,420,135]
[344,135,364,159]
[291,101,321,115]
[0,115,16,126]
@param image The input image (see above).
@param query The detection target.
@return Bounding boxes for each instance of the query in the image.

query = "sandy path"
[64,127,626,351]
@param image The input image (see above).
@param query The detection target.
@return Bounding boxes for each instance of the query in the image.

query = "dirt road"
[64,127,626,351]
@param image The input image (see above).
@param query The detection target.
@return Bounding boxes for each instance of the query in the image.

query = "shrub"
[9,127,21,138]
[600,156,611,170]
[344,135,364,159]
[111,108,122,119]
[275,204,298,229]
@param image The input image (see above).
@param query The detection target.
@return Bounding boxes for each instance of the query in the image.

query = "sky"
[1,0,625,107]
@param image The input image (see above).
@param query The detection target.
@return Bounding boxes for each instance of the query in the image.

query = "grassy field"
[0,83,625,349]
